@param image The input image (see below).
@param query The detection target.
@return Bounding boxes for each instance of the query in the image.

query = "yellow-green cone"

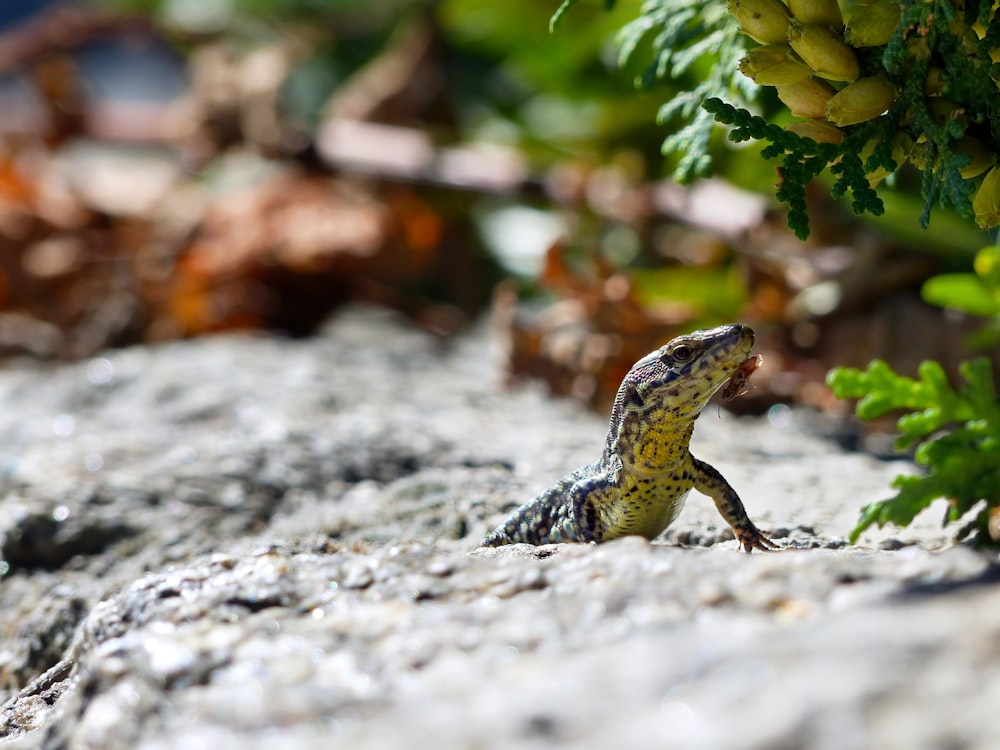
[825,76,896,126]
[777,77,837,119]
[739,45,813,85]
[787,22,860,81]
[973,166,1000,229]
[843,0,901,47]
[787,0,843,27]
[728,0,792,45]
[953,136,996,179]
[784,119,844,144]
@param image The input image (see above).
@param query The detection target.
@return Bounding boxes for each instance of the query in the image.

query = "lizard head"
[606,325,755,466]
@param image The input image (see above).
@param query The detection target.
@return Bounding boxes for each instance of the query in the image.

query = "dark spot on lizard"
[626,386,645,409]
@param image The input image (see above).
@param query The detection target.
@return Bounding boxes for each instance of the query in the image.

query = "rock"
[0,307,998,749]
[0,500,138,572]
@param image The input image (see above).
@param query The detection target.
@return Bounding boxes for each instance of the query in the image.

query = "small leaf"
[885,474,946,525]
[849,500,886,542]
[857,392,898,420]
[549,0,582,33]
[959,357,995,396]
[973,244,1000,290]
[922,274,1000,316]
[916,360,953,401]
[897,407,946,441]
[958,358,998,416]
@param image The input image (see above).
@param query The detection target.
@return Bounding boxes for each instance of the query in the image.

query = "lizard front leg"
[690,456,777,552]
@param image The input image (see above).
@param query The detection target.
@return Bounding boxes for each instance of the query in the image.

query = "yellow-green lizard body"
[483,324,775,552]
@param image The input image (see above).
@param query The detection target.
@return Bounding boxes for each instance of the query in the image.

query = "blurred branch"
[317,116,766,239]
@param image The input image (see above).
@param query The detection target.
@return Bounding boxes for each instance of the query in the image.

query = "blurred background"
[0,0,993,420]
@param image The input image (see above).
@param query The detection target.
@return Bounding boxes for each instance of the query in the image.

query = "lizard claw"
[736,524,779,553]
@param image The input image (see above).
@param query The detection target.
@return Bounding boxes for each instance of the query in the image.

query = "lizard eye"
[669,344,694,363]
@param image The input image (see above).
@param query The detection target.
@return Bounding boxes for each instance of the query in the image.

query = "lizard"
[482,324,776,552]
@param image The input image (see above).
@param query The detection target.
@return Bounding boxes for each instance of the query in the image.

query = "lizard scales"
[483,324,775,552]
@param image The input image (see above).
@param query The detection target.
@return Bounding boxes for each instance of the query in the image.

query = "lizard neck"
[606,417,695,473]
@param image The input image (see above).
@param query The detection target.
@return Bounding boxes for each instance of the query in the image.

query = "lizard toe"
[738,525,779,552]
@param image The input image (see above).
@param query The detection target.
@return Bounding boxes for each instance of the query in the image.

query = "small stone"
[877,538,909,551]
[341,566,374,590]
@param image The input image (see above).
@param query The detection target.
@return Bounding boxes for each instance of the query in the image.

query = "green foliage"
[551,0,753,181]
[827,357,1000,545]
[921,245,1000,350]
[715,0,999,237]
[550,0,583,32]
[615,0,752,182]
[921,245,1000,318]
[446,0,636,96]
[704,98,887,239]
[559,0,1000,238]
[829,242,1000,546]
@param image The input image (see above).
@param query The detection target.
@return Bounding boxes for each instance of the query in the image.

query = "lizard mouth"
[731,323,754,351]
[690,324,755,403]
[707,324,754,371]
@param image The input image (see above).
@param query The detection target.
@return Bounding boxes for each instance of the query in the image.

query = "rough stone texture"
[0,307,997,750]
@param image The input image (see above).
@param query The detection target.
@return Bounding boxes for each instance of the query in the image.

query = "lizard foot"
[736,523,779,553]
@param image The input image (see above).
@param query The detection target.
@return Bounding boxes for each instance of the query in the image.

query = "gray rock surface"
[0,307,997,749]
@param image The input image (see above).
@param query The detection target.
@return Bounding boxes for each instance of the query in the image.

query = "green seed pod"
[843,0,901,48]
[953,136,996,179]
[825,76,896,126]
[739,45,813,85]
[784,119,844,144]
[776,77,837,119]
[973,165,1000,229]
[787,21,860,81]
[972,16,990,40]
[787,0,843,27]
[728,0,792,44]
